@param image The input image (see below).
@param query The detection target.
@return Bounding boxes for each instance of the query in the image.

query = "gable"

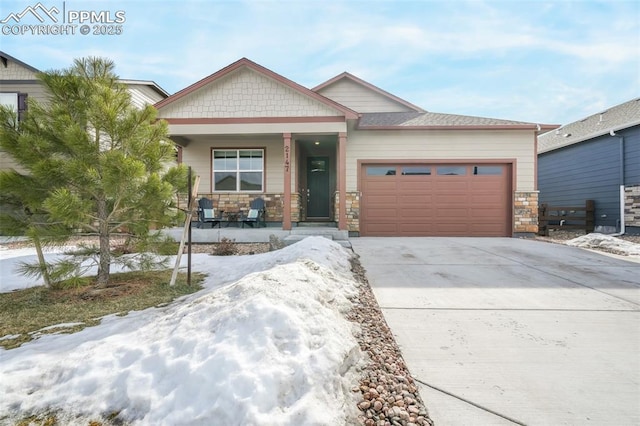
[316,78,415,113]
[0,53,38,80]
[124,83,168,108]
[313,72,425,113]
[157,66,346,119]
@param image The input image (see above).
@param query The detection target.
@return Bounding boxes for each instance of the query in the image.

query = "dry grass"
[0,270,204,350]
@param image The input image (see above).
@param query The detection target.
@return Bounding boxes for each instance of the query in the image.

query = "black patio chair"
[241,197,266,228]
[196,197,221,228]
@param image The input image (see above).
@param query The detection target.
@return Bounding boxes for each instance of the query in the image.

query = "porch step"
[283,234,352,249]
[296,221,337,228]
[290,227,349,240]
[285,227,350,248]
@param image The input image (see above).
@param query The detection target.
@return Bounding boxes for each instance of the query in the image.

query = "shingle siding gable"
[158,67,341,119]
[0,58,37,80]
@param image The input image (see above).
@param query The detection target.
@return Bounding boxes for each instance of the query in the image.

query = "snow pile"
[0,237,363,425]
[565,233,640,256]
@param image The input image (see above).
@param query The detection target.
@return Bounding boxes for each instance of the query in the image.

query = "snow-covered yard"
[0,238,364,425]
[2,232,636,425]
[565,232,640,256]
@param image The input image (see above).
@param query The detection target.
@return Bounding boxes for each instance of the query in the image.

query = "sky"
[0,237,364,424]
[0,0,638,125]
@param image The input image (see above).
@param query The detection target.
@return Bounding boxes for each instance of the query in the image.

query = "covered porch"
[169,126,349,231]
[153,57,360,232]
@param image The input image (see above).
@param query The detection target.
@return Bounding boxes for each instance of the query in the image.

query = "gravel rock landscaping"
[349,256,434,426]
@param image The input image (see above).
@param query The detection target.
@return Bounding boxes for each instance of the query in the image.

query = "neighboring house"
[0,51,169,172]
[156,58,556,236]
[538,98,640,235]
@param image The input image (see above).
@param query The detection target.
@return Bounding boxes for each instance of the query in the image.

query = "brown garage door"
[361,163,511,236]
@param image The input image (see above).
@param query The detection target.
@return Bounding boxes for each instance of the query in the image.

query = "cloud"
[0,0,637,123]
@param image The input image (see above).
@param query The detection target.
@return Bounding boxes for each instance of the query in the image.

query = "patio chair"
[196,197,221,228]
[241,197,266,228]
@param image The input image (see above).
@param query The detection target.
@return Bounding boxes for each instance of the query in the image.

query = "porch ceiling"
[166,120,348,141]
[171,132,339,147]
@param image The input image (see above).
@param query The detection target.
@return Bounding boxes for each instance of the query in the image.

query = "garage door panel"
[436,222,470,233]
[400,181,434,191]
[365,223,398,235]
[367,194,397,204]
[400,207,436,217]
[398,223,435,233]
[364,181,398,191]
[365,209,398,220]
[436,208,471,218]
[470,194,505,204]
[398,196,433,205]
[435,181,470,192]
[361,163,511,237]
[434,195,468,205]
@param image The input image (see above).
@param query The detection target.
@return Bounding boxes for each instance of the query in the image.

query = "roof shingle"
[358,111,542,129]
[538,98,640,153]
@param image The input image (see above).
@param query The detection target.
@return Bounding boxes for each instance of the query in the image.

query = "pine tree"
[0,57,186,288]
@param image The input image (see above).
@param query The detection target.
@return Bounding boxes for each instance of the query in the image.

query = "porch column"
[337,132,347,230]
[283,133,292,230]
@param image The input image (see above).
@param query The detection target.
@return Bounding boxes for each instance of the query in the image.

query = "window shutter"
[17,93,28,121]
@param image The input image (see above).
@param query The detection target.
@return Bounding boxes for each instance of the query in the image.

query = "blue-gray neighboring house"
[538,98,640,235]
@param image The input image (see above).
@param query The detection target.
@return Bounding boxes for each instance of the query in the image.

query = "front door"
[306,156,330,218]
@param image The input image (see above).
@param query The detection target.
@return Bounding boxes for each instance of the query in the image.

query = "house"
[0,51,169,172]
[538,98,640,235]
[157,58,556,237]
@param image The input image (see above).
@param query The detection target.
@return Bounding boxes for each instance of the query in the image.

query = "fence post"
[538,203,548,236]
[585,200,595,233]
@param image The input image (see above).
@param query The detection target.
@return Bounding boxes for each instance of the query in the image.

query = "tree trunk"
[32,234,52,288]
[96,197,111,287]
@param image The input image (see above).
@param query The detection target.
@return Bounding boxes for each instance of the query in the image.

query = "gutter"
[611,130,626,235]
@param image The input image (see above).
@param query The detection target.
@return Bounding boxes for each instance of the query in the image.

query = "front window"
[213,149,263,192]
[0,93,18,113]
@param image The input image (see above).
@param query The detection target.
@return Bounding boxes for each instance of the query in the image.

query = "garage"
[360,163,512,236]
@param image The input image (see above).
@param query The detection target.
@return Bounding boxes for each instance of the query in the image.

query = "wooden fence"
[538,200,595,236]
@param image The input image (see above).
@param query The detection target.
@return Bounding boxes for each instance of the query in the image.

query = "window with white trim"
[0,93,18,113]
[0,92,27,122]
[213,149,264,192]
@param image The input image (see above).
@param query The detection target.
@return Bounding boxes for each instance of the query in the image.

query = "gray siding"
[538,135,624,229]
[623,125,640,185]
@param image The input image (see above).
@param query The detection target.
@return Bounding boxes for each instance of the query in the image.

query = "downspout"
[611,130,625,235]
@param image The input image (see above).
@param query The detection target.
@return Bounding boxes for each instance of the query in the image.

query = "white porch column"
[337,132,347,230]
[283,133,292,230]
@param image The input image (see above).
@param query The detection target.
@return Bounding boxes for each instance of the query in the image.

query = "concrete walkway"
[160,226,351,247]
[351,238,640,426]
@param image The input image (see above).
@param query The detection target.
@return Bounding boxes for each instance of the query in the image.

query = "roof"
[538,98,640,154]
[0,51,39,73]
[357,111,556,131]
[312,72,426,113]
[155,58,359,119]
[119,79,169,98]
[0,51,168,98]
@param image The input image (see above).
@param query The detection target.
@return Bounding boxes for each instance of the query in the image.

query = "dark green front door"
[306,156,330,218]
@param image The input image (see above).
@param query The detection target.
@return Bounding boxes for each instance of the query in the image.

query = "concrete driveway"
[350,238,640,426]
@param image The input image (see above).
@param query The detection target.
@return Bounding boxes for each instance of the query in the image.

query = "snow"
[565,233,640,257]
[0,237,364,425]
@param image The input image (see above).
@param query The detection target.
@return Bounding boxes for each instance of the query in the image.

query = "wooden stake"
[170,175,200,286]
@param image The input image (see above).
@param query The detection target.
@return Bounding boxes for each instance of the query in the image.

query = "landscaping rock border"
[348,255,434,426]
